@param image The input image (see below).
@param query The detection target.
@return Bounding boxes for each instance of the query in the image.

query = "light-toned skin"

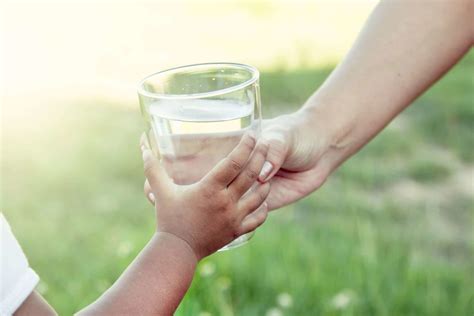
[144,0,473,210]
[255,0,474,210]
[15,133,269,316]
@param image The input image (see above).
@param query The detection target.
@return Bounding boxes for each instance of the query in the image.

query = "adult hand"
[257,109,337,211]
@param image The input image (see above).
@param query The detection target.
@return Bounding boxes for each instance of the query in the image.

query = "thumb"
[141,146,174,199]
[258,129,289,182]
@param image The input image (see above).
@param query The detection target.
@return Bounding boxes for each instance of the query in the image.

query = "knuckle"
[245,169,259,181]
[257,142,269,154]
[228,158,243,172]
[242,136,256,151]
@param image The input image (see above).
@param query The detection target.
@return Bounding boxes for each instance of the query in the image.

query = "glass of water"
[138,63,262,250]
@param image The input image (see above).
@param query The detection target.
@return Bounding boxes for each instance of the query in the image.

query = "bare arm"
[15,133,269,315]
[14,291,56,316]
[78,134,268,315]
[15,235,197,316]
[259,0,473,210]
[78,133,268,315]
[306,0,473,169]
[76,233,197,316]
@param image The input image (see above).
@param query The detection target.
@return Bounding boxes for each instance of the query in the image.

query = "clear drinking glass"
[137,63,262,250]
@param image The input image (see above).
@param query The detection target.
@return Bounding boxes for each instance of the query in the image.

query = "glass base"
[218,231,255,251]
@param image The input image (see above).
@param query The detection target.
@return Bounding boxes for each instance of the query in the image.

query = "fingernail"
[258,161,273,181]
[148,192,155,204]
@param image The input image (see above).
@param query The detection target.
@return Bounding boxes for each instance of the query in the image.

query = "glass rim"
[137,62,259,100]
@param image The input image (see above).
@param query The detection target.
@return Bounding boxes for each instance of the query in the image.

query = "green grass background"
[2,51,473,315]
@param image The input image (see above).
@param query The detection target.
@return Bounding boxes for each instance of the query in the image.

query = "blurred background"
[1,0,473,315]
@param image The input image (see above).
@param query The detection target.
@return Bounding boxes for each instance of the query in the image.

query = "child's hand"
[141,133,270,260]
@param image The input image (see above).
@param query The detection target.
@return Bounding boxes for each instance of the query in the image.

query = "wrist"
[302,98,354,146]
[153,231,201,263]
[298,97,357,172]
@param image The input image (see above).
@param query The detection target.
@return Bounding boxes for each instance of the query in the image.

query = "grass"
[2,52,473,315]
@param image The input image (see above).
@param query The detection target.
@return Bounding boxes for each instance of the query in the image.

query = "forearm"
[14,291,57,316]
[77,232,197,316]
[305,0,472,170]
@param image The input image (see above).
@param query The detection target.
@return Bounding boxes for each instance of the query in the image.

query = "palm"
[261,114,329,211]
[266,166,326,211]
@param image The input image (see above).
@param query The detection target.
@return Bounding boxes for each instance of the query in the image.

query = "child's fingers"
[229,142,268,198]
[237,202,268,236]
[142,147,173,199]
[237,182,270,218]
[258,124,289,182]
[141,134,159,204]
[140,132,150,150]
[201,132,256,188]
[144,179,155,205]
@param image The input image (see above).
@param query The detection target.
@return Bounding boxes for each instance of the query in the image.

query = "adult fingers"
[258,129,289,183]
[201,132,256,188]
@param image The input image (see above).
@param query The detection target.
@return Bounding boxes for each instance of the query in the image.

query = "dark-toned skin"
[15,133,269,316]
[14,291,56,316]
